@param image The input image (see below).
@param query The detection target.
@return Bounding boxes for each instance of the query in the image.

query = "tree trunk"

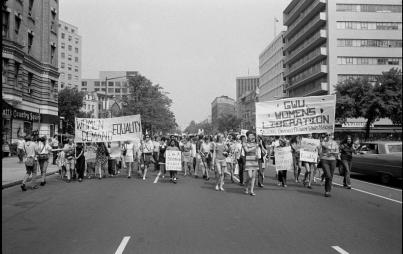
[365,118,373,141]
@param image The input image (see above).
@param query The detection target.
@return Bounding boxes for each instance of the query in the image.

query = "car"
[352,141,402,184]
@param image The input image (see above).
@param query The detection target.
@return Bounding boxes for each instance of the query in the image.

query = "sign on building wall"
[74,115,142,143]
[256,95,336,136]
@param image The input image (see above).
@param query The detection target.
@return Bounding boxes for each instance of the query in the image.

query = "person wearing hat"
[140,134,154,180]
[320,132,340,197]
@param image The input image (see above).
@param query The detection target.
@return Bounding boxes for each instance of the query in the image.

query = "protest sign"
[75,115,142,143]
[256,95,336,136]
[109,142,123,159]
[300,138,320,163]
[84,144,97,161]
[274,146,293,172]
[165,150,182,171]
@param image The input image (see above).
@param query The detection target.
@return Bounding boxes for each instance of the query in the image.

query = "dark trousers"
[237,157,245,184]
[17,148,24,162]
[278,170,287,185]
[257,159,264,186]
[153,152,159,171]
[76,158,86,179]
[340,159,352,187]
[52,146,58,164]
[321,159,336,192]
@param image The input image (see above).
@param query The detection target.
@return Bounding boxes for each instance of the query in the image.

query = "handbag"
[24,144,35,167]
[122,144,127,156]
[37,144,49,160]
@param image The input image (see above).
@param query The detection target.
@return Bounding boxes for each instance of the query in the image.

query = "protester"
[181,137,193,176]
[36,136,52,186]
[56,146,66,180]
[166,138,180,183]
[63,138,76,182]
[339,135,356,189]
[16,136,25,163]
[190,137,197,175]
[225,134,236,183]
[75,143,85,182]
[154,137,167,183]
[95,142,109,179]
[236,135,246,186]
[256,136,267,188]
[213,134,228,191]
[20,135,38,191]
[290,136,302,183]
[277,137,288,187]
[153,136,160,172]
[200,136,211,180]
[320,133,340,197]
[123,140,136,178]
[51,135,59,165]
[140,134,154,180]
[194,135,204,178]
[243,131,259,196]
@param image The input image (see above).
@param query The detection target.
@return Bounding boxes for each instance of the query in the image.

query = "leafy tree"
[58,88,85,134]
[184,120,214,135]
[121,74,178,135]
[217,114,241,133]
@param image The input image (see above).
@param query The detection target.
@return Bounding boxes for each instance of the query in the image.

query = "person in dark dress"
[75,143,86,182]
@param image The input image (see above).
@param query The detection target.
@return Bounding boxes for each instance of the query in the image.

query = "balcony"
[285,29,327,65]
[285,0,326,39]
[288,81,328,97]
[287,64,327,90]
[285,12,327,52]
[286,47,327,77]
[284,0,313,26]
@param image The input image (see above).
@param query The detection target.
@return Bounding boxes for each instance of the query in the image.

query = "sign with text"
[274,146,293,172]
[165,150,182,171]
[256,95,336,136]
[75,115,142,143]
[300,138,320,163]
[84,144,97,161]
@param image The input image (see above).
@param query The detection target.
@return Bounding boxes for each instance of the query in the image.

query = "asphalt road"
[2,168,402,254]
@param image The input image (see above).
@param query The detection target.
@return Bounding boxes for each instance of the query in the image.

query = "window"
[61,82,64,89]
[61,52,65,58]
[94,81,100,86]
[27,72,33,94]
[115,88,121,93]
[108,88,114,93]
[2,58,8,84]
[2,10,9,38]
[337,57,402,65]
[67,64,72,71]
[95,88,100,91]
[28,33,34,53]
[336,4,402,13]
[61,42,65,49]
[75,38,79,44]
[122,88,127,93]
[74,75,78,81]
[81,88,87,91]
[115,81,121,87]
[68,35,72,41]
[75,47,78,53]
[108,82,114,87]
[15,62,20,87]
[28,0,34,15]
[60,72,65,79]
[71,28,75,33]
[74,57,79,62]
[60,62,65,68]
[74,67,78,72]
[68,45,72,51]
[337,21,402,30]
[68,55,72,61]
[101,88,106,91]
[101,81,106,86]
[61,33,65,39]
[68,74,72,80]
[15,15,21,34]
[51,80,56,97]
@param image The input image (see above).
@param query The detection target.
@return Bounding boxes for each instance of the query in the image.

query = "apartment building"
[211,96,236,128]
[235,76,259,130]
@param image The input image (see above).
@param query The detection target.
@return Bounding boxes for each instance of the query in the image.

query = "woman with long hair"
[290,135,303,183]
[339,135,356,189]
[95,142,109,179]
[256,135,267,188]
[320,133,340,197]
[225,134,237,183]
[243,132,259,196]
[154,137,167,183]
[123,140,136,178]
[75,143,86,182]
[213,134,228,191]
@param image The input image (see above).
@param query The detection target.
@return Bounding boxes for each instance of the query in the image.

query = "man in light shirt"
[20,135,38,191]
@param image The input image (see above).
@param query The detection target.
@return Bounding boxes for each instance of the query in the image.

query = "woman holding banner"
[242,131,259,196]
[277,137,289,187]
[75,143,85,182]
[320,133,340,197]
[301,134,320,189]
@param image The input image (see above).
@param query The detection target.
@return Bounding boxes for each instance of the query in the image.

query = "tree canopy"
[58,87,85,134]
[217,114,241,133]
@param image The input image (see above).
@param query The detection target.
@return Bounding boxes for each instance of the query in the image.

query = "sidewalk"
[2,156,59,189]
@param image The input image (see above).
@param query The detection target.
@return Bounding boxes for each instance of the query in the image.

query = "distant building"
[235,76,259,131]
[2,0,59,143]
[80,71,135,97]
[283,0,402,97]
[81,92,99,118]
[57,20,81,90]
[259,31,287,101]
[211,96,236,128]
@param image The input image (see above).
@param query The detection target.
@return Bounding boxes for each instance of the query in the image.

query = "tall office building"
[211,96,236,129]
[235,76,259,130]
[2,0,59,143]
[58,20,81,90]
[258,31,287,101]
[283,0,402,97]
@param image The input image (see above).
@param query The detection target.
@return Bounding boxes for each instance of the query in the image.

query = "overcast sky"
[59,0,290,130]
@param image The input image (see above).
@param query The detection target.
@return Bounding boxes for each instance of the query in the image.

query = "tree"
[335,68,402,139]
[184,120,214,135]
[217,114,241,133]
[121,74,178,135]
[58,88,85,134]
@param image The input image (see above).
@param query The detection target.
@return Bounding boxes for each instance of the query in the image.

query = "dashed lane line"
[115,236,131,254]
[332,246,349,254]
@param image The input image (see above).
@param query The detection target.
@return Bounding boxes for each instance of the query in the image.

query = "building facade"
[2,0,59,145]
[81,91,99,118]
[235,76,259,131]
[57,20,81,90]
[211,96,236,128]
[80,71,134,97]
[258,31,287,101]
[283,0,402,97]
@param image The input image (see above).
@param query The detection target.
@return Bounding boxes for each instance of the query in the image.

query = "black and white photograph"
[2,0,402,253]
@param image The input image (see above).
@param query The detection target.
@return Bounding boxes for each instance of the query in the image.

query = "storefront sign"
[2,100,40,122]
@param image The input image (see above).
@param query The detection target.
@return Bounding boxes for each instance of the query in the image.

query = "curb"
[2,170,59,190]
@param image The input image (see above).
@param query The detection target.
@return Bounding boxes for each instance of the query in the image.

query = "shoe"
[203,175,206,179]
[277,182,282,186]
[128,176,131,178]
[244,188,249,194]
[220,187,225,192]
[307,185,312,189]
[102,175,106,178]
[250,192,256,196]
[283,184,287,188]
[88,176,92,179]
[206,177,210,181]
[215,185,219,191]
[21,184,27,191]
[32,185,39,189]
[345,186,352,189]
[40,181,46,186]
[239,183,244,186]
[78,178,82,182]
[67,179,71,183]
[258,184,264,188]
[98,177,102,180]
[324,192,331,197]
[143,177,146,180]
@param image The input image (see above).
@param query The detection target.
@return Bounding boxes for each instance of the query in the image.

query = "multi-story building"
[211,96,236,129]
[80,71,134,97]
[283,0,402,97]
[57,20,81,90]
[235,76,259,131]
[2,0,59,144]
[81,92,99,118]
[258,31,287,101]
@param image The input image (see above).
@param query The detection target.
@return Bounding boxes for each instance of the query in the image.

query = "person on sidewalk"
[21,135,38,191]
[36,136,53,186]
[16,136,25,163]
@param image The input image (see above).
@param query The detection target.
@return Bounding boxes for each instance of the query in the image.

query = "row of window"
[60,43,79,53]
[337,39,402,48]
[60,62,79,72]
[337,57,401,65]
[93,81,128,87]
[60,33,79,44]
[60,72,79,81]
[337,74,380,83]
[289,60,327,84]
[336,21,402,30]
[60,53,79,62]
[60,82,76,89]
[59,23,76,33]
[93,88,128,93]
[336,4,402,13]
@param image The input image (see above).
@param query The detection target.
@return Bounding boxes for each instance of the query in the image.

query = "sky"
[59,0,290,130]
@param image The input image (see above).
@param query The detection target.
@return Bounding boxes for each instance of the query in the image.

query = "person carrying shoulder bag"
[20,135,38,191]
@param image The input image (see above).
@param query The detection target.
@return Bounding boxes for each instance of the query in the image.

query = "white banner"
[256,95,336,136]
[74,115,142,143]
[300,138,320,163]
[165,150,182,171]
[274,146,293,172]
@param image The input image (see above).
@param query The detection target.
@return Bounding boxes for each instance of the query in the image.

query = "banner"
[165,150,182,171]
[256,95,336,136]
[274,146,293,172]
[300,138,320,163]
[75,115,142,143]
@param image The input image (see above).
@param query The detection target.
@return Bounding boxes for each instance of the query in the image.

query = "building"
[2,0,59,144]
[211,96,236,128]
[283,0,402,97]
[235,76,259,131]
[81,92,99,118]
[80,71,135,97]
[57,20,81,90]
[258,31,287,101]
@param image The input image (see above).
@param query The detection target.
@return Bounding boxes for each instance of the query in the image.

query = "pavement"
[2,164,402,254]
[2,156,59,189]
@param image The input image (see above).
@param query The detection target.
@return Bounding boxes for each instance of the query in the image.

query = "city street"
[2,166,401,254]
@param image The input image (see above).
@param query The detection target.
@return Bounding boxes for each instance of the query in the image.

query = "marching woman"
[213,134,229,191]
[123,140,136,178]
[277,137,289,187]
[200,136,211,180]
[95,142,109,179]
[225,134,236,183]
[243,131,259,196]
[320,132,340,197]
[154,137,167,183]
[36,136,53,186]
[165,138,180,183]
[140,134,154,180]
[339,135,356,189]
[290,135,303,183]
[63,138,76,182]
[75,143,85,182]
[256,136,267,188]
[181,137,193,176]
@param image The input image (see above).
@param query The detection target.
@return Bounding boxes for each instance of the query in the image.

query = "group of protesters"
[17,131,359,198]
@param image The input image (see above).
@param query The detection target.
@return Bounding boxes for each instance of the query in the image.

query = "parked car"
[352,141,402,184]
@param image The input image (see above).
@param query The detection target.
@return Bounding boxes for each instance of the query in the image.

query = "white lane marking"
[153,174,160,184]
[332,246,349,254]
[115,236,131,254]
[342,176,402,192]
